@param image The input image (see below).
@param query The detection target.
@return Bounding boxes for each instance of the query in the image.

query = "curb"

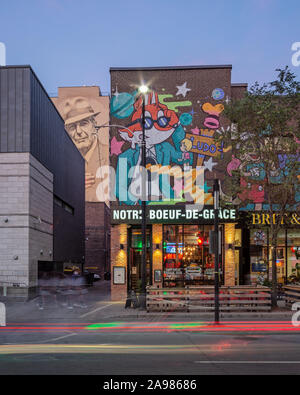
[101,312,293,321]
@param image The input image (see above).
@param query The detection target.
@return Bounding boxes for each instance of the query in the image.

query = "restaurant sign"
[111,205,237,224]
[252,212,300,226]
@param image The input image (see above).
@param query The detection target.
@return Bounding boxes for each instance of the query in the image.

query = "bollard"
[3,285,7,297]
[0,302,6,326]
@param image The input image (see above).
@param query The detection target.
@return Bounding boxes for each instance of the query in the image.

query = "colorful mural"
[52,87,110,203]
[110,69,233,207]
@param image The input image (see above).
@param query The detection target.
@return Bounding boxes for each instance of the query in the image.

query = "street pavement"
[0,280,293,324]
[0,280,299,375]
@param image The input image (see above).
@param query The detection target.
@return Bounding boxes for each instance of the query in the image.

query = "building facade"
[0,65,85,298]
[52,86,110,276]
[109,65,300,301]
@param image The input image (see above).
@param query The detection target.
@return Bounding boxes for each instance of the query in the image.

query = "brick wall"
[110,224,127,301]
[224,223,236,286]
[85,202,110,275]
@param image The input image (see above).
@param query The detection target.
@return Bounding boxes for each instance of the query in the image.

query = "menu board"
[113,266,126,284]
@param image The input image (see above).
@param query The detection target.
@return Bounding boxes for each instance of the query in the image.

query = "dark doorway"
[128,227,152,292]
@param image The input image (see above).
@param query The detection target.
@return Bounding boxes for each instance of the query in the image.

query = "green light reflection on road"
[85,322,124,330]
[169,322,207,329]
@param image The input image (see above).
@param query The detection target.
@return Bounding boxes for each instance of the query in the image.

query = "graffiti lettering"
[187,133,223,158]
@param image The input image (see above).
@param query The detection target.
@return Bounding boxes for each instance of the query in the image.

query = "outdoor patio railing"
[146,285,272,313]
[283,285,300,308]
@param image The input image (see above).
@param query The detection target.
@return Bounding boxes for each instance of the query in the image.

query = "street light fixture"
[139,84,149,94]
[94,85,149,309]
[213,179,220,323]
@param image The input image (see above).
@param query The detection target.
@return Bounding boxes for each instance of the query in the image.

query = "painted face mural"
[119,92,179,151]
[51,90,110,203]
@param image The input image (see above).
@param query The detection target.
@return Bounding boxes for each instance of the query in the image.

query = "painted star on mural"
[110,136,124,156]
[113,86,120,98]
[204,157,218,172]
[176,82,191,98]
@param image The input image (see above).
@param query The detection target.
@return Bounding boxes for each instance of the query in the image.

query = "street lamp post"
[213,179,220,323]
[139,84,148,309]
[95,85,149,309]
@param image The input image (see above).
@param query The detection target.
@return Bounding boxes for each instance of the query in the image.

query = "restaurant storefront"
[108,65,300,301]
[248,213,300,286]
[110,208,300,300]
[110,206,238,301]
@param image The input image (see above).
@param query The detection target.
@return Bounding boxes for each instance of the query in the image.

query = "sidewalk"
[0,280,294,324]
[95,299,293,322]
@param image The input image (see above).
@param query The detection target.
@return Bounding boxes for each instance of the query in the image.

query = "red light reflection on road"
[0,321,299,333]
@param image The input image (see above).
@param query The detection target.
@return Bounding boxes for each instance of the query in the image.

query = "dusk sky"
[0,0,299,96]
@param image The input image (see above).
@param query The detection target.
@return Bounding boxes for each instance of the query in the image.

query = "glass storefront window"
[273,230,286,284]
[250,228,300,285]
[287,229,300,282]
[163,225,184,287]
[163,224,214,287]
[250,229,269,285]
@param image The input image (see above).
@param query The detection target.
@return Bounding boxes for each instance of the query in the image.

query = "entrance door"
[129,228,151,292]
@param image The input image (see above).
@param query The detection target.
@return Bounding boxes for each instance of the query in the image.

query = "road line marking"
[3,332,77,345]
[80,304,114,318]
[194,361,300,364]
[41,333,78,343]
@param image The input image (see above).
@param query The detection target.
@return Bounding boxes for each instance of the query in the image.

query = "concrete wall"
[0,152,53,298]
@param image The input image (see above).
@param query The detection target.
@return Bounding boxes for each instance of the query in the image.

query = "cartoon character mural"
[226,140,266,211]
[109,73,300,211]
[114,91,193,204]
[226,140,300,211]
[110,80,230,206]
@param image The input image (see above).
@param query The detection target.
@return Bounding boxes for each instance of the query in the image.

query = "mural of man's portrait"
[63,97,100,189]
[63,97,99,155]
[52,87,109,203]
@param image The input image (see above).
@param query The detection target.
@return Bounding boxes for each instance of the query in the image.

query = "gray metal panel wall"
[0,67,30,152]
[29,69,85,263]
[0,66,85,264]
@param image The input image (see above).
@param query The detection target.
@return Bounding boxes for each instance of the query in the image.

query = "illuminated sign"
[165,243,183,254]
[252,213,300,226]
[111,205,237,224]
